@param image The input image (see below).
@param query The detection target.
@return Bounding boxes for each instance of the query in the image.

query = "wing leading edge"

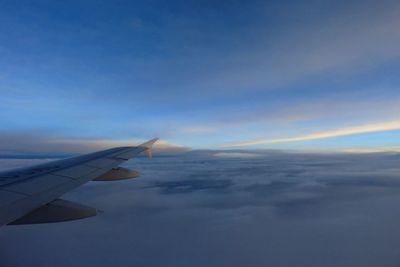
[0,138,158,226]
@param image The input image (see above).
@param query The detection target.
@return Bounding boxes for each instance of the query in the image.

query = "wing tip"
[140,138,159,148]
[139,138,159,158]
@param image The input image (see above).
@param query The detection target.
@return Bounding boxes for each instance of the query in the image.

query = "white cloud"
[222,120,400,147]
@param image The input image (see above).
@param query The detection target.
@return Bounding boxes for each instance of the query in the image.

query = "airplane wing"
[0,138,158,226]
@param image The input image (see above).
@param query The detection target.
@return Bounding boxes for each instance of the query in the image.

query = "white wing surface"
[0,138,158,226]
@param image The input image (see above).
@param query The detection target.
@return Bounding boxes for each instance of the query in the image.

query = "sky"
[2,152,400,267]
[3,2,400,265]
[1,0,400,153]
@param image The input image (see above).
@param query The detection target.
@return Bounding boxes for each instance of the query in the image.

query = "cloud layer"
[1,151,400,267]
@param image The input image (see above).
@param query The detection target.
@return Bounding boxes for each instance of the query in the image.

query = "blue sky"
[1,0,400,153]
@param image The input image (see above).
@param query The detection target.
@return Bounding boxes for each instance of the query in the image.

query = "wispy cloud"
[222,120,400,147]
[341,147,400,153]
[166,1,400,97]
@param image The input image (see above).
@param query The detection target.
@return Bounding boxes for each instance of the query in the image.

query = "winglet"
[139,138,159,158]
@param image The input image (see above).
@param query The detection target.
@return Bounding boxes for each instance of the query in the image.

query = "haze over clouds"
[2,152,400,267]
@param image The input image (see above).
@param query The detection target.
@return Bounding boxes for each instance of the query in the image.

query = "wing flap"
[94,167,140,181]
[53,165,100,180]
[84,158,123,169]
[0,190,26,208]
[9,198,97,225]
[0,178,86,225]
